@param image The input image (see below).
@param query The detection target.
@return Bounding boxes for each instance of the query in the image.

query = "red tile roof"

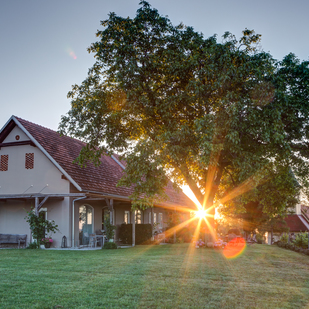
[284,215,309,232]
[14,116,194,208]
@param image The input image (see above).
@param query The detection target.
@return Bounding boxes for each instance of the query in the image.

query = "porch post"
[34,197,39,216]
[109,199,114,225]
[151,207,154,240]
[131,209,135,247]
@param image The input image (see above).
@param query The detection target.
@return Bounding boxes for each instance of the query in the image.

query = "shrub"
[25,208,59,245]
[136,224,152,244]
[104,217,116,240]
[119,224,132,244]
[277,241,284,248]
[26,242,40,249]
[118,224,152,245]
[103,242,117,249]
[256,233,264,244]
[293,232,308,249]
[280,233,289,244]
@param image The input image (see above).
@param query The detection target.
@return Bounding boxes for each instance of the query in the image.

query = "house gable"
[0,141,70,195]
[0,117,71,195]
[2,125,29,143]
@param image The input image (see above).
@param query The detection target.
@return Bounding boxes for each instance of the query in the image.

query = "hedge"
[118,224,152,245]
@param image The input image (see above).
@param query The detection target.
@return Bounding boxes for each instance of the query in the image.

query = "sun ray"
[179,217,203,284]
[152,204,196,214]
[163,216,196,239]
[202,216,217,241]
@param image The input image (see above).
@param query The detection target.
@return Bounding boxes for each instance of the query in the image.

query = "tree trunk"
[151,208,154,240]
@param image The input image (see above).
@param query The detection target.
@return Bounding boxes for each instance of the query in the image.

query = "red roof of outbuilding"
[285,215,309,233]
[13,116,193,208]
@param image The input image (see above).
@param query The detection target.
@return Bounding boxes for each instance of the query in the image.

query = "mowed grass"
[0,244,309,309]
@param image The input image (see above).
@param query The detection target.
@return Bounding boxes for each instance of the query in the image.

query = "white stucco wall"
[0,200,32,241]
[0,127,70,194]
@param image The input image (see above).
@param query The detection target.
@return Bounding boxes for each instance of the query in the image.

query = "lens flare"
[223,237,246,259]
[66,47,77,60]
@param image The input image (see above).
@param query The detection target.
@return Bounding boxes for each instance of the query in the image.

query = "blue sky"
[1,0,308,131]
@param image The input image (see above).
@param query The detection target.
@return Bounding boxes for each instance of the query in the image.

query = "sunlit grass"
[0,244,309,308]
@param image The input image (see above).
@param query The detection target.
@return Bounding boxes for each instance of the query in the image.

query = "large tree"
[59,1,309,228]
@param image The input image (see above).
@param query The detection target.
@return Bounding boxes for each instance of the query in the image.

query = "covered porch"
[73,193,173,248]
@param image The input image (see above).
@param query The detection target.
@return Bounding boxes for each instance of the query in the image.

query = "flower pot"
[206,242,214,248]
[44,243,51,248]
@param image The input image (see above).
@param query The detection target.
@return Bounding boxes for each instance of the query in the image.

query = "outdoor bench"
[0,233,27,248]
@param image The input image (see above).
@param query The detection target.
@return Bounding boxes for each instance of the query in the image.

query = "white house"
[0,116,194,247]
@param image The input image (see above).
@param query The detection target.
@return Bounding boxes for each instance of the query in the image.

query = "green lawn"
[0,244,309,309]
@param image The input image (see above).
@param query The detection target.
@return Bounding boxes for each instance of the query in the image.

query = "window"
[158,213,163,229]
[135,210,142,224]
[25,153,34,169]
[148,212,152,224]
[124,211,130,224]
[0,155,8,171]
[153,213,157,224]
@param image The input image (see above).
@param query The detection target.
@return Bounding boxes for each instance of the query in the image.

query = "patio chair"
[89,233,100,248]
[83,232,90,246]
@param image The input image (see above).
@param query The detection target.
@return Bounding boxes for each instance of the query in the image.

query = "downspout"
[72,196,87,248]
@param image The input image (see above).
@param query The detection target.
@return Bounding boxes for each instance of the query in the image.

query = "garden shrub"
[24,208,59,245]
[119,224,132,244]
[118,224,152,245]
[136,224,152,244]
[103,242,117,249]
[280,233,289,244]
[256,233,264,244]
[104,217,116,240]
[26,242,40,249]
[293,232,308,249]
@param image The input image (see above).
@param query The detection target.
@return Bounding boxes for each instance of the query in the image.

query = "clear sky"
[1,0,308,131]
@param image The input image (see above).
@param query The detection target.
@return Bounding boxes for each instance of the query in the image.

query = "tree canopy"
[59,1,309,221]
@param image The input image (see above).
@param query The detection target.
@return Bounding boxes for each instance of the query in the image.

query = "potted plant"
[25,208,59,249]
[41,237,53,248]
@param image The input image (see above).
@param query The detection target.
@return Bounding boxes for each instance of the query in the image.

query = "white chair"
[89,233,99,248]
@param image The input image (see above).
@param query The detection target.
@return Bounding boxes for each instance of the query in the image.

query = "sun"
[195,209,207,219]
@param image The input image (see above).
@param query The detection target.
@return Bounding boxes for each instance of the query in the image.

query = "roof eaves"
[111,154,126,169]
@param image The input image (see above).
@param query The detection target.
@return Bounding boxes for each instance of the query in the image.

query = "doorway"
[79,205,93,246]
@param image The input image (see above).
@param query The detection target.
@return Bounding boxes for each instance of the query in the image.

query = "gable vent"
[0,155,8,171]
[25,153,34,169]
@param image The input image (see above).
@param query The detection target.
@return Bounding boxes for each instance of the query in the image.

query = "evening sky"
[1,0,308,130]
